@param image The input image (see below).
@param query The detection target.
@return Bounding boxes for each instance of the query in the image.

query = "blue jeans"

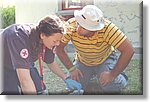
[73,52,128,94]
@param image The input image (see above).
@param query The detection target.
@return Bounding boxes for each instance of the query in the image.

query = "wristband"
[68,66,76,72]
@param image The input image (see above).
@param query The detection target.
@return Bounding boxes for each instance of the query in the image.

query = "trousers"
[73,52,128,94]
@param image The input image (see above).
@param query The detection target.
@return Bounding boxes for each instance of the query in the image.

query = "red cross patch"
[20,49,29,59]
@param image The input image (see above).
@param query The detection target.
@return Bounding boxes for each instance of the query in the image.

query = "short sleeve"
[104,21,127,49]
[44,48,55,64]
[7,32,30,69]
[61,18,76,44]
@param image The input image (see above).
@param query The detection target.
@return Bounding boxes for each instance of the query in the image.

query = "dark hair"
[36,15,64,37]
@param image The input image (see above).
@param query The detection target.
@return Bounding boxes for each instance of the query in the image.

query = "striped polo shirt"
[61,18,127,66]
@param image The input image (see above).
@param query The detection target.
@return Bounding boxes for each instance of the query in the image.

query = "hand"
[71,68,83,82]
[64,78,82,93]
[99,71,115,86]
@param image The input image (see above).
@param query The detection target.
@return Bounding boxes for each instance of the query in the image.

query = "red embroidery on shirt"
[20,49,28,59]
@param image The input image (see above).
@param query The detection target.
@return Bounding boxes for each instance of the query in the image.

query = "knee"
[100,74,128,93]
[114,74,128,88]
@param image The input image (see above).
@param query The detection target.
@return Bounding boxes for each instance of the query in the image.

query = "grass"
[122,59,143,95]
[35,54,143,95]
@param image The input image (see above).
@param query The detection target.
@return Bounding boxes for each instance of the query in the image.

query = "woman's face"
[40,33,63,51]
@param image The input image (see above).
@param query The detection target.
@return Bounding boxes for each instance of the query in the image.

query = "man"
[2,15,82,95]
[56,5,134,94]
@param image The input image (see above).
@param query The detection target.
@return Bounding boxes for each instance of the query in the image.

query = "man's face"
[76,23,95,37]
[40,33,62,53]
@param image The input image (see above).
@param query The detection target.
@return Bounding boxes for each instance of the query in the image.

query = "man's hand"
[64,78,82,93]
[70,68,83,82]
[99,71,115,86]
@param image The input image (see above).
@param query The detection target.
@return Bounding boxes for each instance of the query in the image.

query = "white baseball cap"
[74,5,104,31]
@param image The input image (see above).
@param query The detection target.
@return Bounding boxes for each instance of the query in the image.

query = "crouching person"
[2,15,82,95]
[56,5,134,94]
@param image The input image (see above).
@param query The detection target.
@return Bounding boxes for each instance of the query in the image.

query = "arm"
[56,42,83,81]
[56,42,74,70]
[47,61,82,92]
[100,38,134,85]
[111,38,134,78]
[47,61,66,80]
[16,68,36,94]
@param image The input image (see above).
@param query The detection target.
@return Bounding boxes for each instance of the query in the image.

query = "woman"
[2,15,82,95]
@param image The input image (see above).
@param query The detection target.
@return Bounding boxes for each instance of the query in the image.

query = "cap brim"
[74,10,104,31]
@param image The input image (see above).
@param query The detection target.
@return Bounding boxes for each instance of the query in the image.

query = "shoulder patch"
[20,49,29,59]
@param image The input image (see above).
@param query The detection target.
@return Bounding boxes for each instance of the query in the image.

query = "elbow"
[56,45,65,55]
[130,47,135,57]
[125,46,135,59]
[121,46,135,58]
[118,39,135,59]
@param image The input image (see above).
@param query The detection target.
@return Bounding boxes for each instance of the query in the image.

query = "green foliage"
[1,6,15,28]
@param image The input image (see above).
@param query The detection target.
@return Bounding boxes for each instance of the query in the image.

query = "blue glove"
[64,78,82,94]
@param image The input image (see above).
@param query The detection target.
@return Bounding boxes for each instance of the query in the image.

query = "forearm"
[111,49,134,78]
[47,61,67,80]
[16,68,36,94]
[56,46,74,69]
[20,78,36,94]
[110,38,134,78]
[47,61,82,92]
